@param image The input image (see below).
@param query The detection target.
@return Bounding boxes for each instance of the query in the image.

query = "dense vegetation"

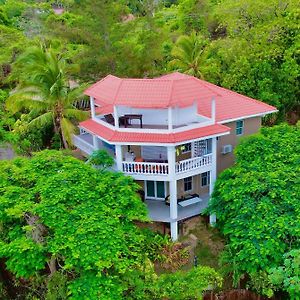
[208,124,300,298]
[0,0,299,299]
[0,150,222,299]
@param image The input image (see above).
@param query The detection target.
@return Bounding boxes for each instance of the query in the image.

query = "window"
[236,120,244,135]
[201,172,210,187]
[181,143,191,153]
[184,177,193,192]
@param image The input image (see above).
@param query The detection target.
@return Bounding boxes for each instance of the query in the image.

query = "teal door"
[146,181,165,199]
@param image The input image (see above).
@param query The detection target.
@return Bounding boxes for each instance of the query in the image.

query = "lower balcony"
[145,193,210,222]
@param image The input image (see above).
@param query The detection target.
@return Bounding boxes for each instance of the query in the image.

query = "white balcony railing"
[122,154,212,176]
[175,154,212,174]
[122,161,169,175]
[73,134,95,155]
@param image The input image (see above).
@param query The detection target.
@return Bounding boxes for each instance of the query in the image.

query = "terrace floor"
[145,194,210,223]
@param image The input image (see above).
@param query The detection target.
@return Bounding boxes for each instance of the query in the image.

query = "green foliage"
[208,124,300,293]
[157,266,222,300]
[269,249,300,299]
[87,149,115,170]
[169,31,208,78]
[7,44,88,149]
[0,150,149,298]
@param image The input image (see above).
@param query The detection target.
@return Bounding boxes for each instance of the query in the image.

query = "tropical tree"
[0,150,222,299]
[6,44,88,148]
[208,123,300,295]
[168,31,208,78]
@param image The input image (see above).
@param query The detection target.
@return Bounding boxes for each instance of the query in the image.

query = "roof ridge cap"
[114,78,124,104]
[193,77,222,97]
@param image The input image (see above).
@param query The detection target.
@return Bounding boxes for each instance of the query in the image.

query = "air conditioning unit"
[221,144,233,154]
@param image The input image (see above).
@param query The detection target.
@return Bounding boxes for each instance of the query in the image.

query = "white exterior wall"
[116,104,210,128]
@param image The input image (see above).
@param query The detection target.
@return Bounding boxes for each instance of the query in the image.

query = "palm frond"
[61,117,76,147]
[28,112,54,129]
[63,109,89,122]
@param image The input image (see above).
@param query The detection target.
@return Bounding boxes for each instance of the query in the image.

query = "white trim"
[219,110,278,124]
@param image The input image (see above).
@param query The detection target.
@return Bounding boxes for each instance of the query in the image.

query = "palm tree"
[6,44,88,149]
[168,31,207,78]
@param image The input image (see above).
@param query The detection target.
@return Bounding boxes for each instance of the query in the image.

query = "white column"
[90,96,96,119]
[209,137,217,225]
[167,145,178,240]
[92,135,99,150]
[115,144,123,171]
[169,179,178,240]
[113,106,119,128]
[168,107,173,131]
[211,97,216,123]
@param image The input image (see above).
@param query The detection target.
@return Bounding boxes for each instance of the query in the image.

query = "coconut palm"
[168,31,207,78]
[6,44,88,149]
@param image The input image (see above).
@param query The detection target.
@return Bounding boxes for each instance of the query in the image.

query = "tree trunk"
[48,257,57,277]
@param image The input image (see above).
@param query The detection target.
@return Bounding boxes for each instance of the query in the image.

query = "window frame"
[236,120,244,136]
[201,172,211,187]
[183,176,193,192]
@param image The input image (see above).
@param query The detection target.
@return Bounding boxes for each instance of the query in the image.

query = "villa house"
[73,72,277,240]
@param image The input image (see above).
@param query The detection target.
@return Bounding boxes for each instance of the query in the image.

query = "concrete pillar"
[92,135,99,150]
[113,106,119,128]
[209,137,217,225]
[167,145,178,240]
[170,221,178,241]
[90,96,96,119]
[115,144,123,171]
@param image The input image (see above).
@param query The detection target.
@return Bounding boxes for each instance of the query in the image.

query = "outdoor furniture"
[165,193,200,206]
[104,114,126,126]
[104,114,115,125]
[121,114,143,128]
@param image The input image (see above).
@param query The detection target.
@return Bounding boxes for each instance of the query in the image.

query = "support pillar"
[115,144,123,171]
[209,137,217,225]
[168,145,178,240]
[113,106,119,128]
[92,135,99,150]
[90,96,96,119]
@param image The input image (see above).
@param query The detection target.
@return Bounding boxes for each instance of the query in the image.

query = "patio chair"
[104,114,115,125]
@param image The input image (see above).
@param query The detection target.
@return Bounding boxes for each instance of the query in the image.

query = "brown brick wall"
[217,117,262,174]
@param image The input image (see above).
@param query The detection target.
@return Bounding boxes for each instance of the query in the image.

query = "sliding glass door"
[145,181,166,200]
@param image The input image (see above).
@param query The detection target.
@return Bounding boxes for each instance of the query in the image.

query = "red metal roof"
[79,119,230,144]
[85,72,276,122]
[85,74,220,109]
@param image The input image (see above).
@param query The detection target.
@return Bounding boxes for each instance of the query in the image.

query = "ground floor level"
[136,172,215,240]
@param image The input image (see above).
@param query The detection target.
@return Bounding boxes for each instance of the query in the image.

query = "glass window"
[184,177,193,192]
[146,181,155,197]
[201,172,211,187]
[236,120,244,135]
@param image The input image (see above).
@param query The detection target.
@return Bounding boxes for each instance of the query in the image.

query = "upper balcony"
[93,102,214,133]
[73,132,214,179]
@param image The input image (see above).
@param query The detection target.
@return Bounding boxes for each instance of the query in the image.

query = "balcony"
[73,133,213,178]
[73,133,95,155]
[121,154,212,178]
